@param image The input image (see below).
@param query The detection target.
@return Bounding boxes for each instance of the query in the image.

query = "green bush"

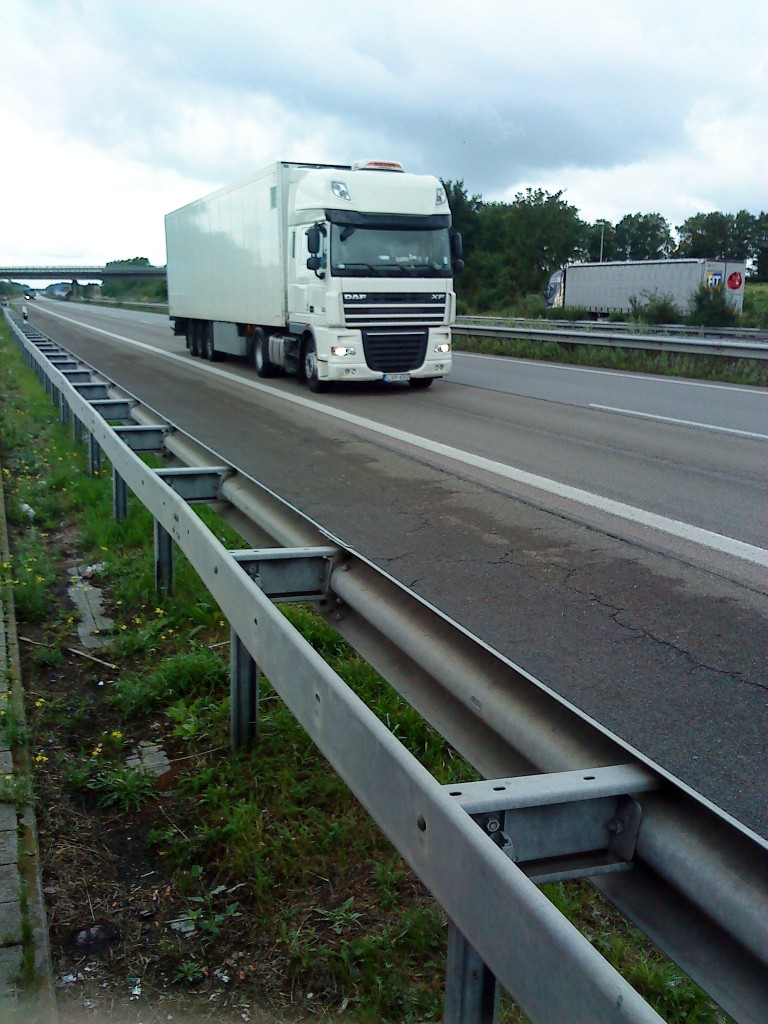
[686,283,740,328]
[629,291,683,325]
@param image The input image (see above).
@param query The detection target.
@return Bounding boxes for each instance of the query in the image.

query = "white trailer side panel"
[563,260,746,314]
[565,260,703,314]
[165,163,286,327]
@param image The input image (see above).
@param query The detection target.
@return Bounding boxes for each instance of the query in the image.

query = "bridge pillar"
[70,279,80,300]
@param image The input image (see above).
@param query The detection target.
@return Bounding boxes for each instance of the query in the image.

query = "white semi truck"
[165,160,463,391]
[544,258,746,316]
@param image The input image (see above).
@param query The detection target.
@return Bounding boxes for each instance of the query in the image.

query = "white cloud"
[502,101,768,230]
[2,115,207,266]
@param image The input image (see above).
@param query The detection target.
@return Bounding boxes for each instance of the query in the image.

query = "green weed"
[186,884,242,941]
[172,959,206,985]
[86,764,156,810]
[3,529,57,622]
[0,696,30,748]
[0,772,33,808]
[110,647,228,714]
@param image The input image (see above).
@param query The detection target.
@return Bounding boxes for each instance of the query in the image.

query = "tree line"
[443,181,768,312]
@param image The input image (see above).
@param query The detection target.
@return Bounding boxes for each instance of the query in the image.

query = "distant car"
[24,292,36,300]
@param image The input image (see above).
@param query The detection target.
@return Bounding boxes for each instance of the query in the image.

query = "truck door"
[289,226,327,321]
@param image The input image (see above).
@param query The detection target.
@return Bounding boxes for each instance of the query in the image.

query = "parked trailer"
[165,160,463,391]
[544,258,746,316]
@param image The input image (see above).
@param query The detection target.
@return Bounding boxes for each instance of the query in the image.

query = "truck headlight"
[434,342,451,354]
[331,345,356,357]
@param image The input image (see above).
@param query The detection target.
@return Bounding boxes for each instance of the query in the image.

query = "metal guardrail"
[454,318,768,361]
[458,314,767,338]
[4,308,768,1023]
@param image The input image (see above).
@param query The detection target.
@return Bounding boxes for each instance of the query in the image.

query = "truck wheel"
[409,377,434,390]
[254,332,276,378]
[303,338,329,393]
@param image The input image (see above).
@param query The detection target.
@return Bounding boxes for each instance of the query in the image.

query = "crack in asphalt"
[558,567,766,692]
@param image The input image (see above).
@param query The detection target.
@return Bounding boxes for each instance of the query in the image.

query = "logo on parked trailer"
[727,272,743,290]
[706,271,723,290]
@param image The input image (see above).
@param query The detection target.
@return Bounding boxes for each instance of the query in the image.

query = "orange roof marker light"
[352,160,405,172]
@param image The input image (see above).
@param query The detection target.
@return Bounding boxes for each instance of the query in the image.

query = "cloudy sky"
[2,0,766,271]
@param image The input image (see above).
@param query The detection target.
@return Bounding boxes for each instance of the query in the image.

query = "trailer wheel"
[254,331,276,378]
[203,322,224,362]
[189,321,201,357]
[303,337,329,393]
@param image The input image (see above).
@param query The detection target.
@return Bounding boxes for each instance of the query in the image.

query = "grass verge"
[454,333,768,386]
[0,315,732,1022]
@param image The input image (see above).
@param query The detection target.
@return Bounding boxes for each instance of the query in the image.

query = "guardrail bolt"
[607,818,624,835]
[486,818,500,834]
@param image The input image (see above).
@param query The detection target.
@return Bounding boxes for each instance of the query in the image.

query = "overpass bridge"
[0,264,166,282]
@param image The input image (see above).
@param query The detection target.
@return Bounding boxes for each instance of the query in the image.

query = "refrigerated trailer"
[544,258,746,316]
[165,160,463,391]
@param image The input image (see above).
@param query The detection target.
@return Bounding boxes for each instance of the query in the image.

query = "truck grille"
[343,291,446,327]
[361,329,428,373]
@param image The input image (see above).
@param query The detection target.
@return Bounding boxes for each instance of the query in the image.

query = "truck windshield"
[330,224,452,278]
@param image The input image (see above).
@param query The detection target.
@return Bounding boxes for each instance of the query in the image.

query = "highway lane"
[452,350,768,438]
[23,300,768,836]
[32,301,767,552]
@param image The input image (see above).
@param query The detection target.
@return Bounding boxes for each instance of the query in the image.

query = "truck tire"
[409,377,434,390]
[203,323,224,362]
[189,321,201,357]
[254,332,276,378]
[303,337,329,393]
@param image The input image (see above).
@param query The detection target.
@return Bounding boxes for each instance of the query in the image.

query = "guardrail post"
[89,434,102,477]
[59,391,70,428]
[230,630,259,752]
[74,415,85,444]
[445,920,498,1023]
[113,470,127,521]
[154,520,174,596]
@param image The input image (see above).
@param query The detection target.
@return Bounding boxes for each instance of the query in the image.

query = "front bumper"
[315,326,452,382]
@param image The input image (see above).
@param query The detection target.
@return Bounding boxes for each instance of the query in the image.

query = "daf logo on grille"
[344,293,368,300]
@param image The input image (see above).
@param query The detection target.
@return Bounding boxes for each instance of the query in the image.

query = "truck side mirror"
[452,258,464,275]
[306,225,321,255]
[450,230,463,259]
[306,255,322,272]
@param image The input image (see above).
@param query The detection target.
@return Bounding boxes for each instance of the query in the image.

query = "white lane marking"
[589,404,768,441]
[457,349,763,394]
[37,305,768,568]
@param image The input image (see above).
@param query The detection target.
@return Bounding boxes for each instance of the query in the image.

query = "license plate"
[382,373,410,383]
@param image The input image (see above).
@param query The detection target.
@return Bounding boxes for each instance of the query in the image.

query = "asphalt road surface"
[22,300,768,837]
